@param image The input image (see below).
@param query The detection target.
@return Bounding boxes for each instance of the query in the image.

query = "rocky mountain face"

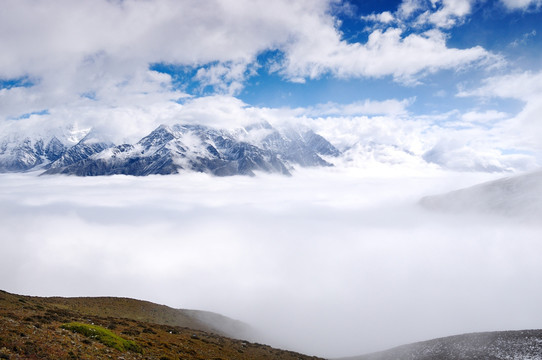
[0,122,340,176]
[342,330,542,360]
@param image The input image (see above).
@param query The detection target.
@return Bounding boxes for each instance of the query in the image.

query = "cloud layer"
[1,169,542,358]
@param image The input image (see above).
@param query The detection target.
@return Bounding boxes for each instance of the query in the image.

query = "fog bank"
[1,168,541,358]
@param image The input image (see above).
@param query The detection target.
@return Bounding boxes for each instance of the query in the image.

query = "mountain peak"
[16,122,340,177]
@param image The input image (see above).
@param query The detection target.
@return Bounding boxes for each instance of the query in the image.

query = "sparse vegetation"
[0,289,324,360]
[61,322,142,353]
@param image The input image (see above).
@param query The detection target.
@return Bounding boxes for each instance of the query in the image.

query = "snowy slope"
[342,330,542,360]
[420,170,542,221]
[0,125,89,172]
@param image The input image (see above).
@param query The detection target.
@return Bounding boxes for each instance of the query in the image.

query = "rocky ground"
[342,330,542,360]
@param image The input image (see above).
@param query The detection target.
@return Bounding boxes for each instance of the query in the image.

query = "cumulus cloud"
[1,170,541,358]
[0,0,497,124]
[420,0,474,28]
[279,27,491,83]
[398,0,426,18]
[361,11,395,24]
[395,0,475,28]
[194,61,257,95]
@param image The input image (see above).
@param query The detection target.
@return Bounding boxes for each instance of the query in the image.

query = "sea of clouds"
[1,166,541,358]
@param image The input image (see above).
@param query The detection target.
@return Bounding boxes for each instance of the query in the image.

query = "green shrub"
[61,322,141,353]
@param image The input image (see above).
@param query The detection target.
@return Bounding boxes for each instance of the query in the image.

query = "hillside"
[36,295,253,340]
[341,330,542,360]
[0,290,323,360]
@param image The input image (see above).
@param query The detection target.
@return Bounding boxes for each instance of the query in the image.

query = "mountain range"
[0,122,340,176]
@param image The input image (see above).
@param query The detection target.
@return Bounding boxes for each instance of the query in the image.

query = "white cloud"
[421,0,474,28]
[0,0,313,120]
[461,110,508,123]
[0,0,496,124]
[362,11,395,24]
[500,0,542,11]
[194,61,257,95]
[396,0,475,28]
[398,0,426,18]
[1,170,542,358]
[298,98,413,117]
[460,71,542,100]
[458,70,542,153]
[423,139,535,172]
[280,27,491,83]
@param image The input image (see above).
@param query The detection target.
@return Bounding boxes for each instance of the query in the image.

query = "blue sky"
[1,0,542,172]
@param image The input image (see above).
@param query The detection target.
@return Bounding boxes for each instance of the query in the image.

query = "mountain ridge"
[0,122,340,176]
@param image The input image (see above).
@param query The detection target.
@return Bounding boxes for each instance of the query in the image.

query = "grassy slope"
[0,290,324,360]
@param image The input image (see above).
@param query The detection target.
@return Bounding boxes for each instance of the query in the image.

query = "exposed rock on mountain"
[44,133,114,174]
[1,122,340,176]
[0,136,67,172]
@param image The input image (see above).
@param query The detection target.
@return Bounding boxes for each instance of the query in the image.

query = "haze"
[1,167,541,358]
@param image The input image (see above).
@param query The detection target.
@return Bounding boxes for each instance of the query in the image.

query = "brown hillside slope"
[37,294,252,339]
[0,290,324,360]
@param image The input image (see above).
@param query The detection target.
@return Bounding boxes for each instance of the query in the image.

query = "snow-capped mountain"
[44,132,114,173]
[0,124,92,172]
[2,122,340,176]
[244,121,340,167]
[0,136,65,172]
